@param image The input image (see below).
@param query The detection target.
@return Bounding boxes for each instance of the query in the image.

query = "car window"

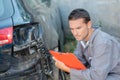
[0,0,14,20]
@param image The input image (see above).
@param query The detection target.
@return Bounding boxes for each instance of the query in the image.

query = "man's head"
[68,8,93,41]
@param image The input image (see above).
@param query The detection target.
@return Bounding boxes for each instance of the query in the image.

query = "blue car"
[0,0,65,80]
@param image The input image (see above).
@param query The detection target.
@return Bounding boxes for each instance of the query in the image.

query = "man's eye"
[77,27,81,29]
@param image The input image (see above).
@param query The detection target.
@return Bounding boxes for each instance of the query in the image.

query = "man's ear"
[87,21,92,29]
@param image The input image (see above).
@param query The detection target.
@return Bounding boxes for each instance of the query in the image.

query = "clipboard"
[49,50,86,70]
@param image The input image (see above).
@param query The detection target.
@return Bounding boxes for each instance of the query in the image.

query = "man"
[51,8,120,80]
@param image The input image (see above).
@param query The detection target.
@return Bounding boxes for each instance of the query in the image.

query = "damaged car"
[0,0,65,80]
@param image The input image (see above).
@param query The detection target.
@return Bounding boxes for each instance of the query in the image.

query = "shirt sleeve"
[70,40,118,80]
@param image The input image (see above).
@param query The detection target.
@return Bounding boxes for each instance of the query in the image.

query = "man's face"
[69,18,91,41]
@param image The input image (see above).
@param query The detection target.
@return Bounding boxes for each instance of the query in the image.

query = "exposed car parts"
[0,23,55,80]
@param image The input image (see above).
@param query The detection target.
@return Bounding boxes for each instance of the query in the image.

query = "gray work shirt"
[70,29,120,80]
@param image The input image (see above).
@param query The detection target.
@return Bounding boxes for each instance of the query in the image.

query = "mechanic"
[51,8,120,80]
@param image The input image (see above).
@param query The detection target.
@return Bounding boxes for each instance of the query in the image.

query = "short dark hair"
[68,8,91,23]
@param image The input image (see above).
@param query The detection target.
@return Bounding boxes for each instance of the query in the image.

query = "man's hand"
[52,57,70,73]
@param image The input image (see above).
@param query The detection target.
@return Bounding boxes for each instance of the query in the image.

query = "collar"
[80,28,100,48]
[80,41,90,49]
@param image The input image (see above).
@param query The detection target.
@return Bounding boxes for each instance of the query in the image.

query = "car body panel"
[0,0,13,29]
[0,0,13,21]
[12,0,32,26]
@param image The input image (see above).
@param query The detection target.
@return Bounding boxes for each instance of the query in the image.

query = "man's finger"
[52,56,57,61]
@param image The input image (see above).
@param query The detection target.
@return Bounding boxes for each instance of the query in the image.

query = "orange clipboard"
[49,50,86,70]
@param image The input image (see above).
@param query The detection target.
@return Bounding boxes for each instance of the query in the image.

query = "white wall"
[58,0,120,41]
